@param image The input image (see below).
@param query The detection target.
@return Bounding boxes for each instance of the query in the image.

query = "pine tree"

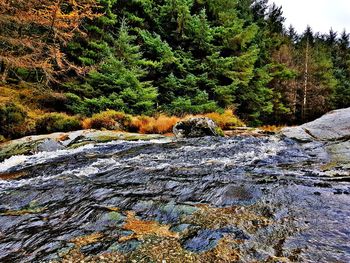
[295,27,337,121]
[84,20,158,115]
[333,30,350,108]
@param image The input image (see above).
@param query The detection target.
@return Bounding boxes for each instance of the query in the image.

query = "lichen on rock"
[173,117,224,138]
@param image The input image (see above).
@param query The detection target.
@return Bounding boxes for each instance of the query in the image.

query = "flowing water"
[0,136,349,262]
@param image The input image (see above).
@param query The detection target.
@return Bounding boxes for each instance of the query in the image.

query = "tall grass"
[203,110,245,129]
[81,110,245,134]
[82,110,131,130]
[130,115,180,134]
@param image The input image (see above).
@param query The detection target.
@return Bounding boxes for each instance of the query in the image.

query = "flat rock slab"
[281,107,350,141]
[281,107,350,165]
[0,130,167,162]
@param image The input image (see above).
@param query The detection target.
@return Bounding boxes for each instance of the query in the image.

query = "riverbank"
[0,124,284,164]
[0,130,169,163]
[0,129,349,262]
[0,108,349,261]
[0,93,245,142]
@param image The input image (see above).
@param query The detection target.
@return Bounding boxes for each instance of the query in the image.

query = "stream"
[0,135,349,262]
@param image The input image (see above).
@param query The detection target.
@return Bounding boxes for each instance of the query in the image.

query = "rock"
[281,107,350,142]
[0,132,77,162]
[325,141,350,167]
[301,108,350,141]
[34,139,65,152]
[280,126,314,142]
[173,117,223,138]
[183,227,248,252]
[211,184,262,206]
[0,130,167,162]
[280,108,350,165]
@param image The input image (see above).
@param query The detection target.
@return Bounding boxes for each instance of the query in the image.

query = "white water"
[0,138,171,174]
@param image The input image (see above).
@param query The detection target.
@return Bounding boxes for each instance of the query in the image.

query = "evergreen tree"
[295,27,337,121]
[3,0,347,126]
[333,30,350,108]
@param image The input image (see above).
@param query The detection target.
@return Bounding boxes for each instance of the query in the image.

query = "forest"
[0,0,349,140]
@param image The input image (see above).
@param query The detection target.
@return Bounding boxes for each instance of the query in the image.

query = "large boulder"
[34,139,65,152]
[173,117,223,138]
[281,107,350,142]
[281,107,350,166]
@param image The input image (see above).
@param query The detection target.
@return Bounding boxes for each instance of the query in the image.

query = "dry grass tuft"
[71,232,104,247]
[184,204,270,232]
[203,110,245,129]
[130,115,180,134]
[0,171,27,180]
[201,237,241,262]
[0,207,46,216]
[120,211,179,242]
[259,125,285,133]
[82,110,131,130]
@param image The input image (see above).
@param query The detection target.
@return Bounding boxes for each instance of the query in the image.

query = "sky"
[270,0,350,34]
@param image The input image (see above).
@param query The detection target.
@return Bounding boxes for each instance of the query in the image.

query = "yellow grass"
[71,232,104,247]
[259,125,285,132]
[130,115,180,134]
[119,211,179,242]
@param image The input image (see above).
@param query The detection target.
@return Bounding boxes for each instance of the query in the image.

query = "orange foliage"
[81,118,92,130]
[71,232,104,247]
[120,211,179,242]
[203,110,245,129]
[82,110,131,130]
[82,113,180,134]
[130,115,180,134]
[81,110,245,134]
[0,0,99,82]
[259,125,285,132]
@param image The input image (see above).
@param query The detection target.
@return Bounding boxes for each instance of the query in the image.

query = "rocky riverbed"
[0,109,349,262]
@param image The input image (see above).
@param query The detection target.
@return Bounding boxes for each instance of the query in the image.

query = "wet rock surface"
[0,135,349,262]
[0,130,166,162]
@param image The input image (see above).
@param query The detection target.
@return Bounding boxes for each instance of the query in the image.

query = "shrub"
[82,110,131,130]
[35,113,82,134]
[153,115,180,134]
[259,125,285,133]
[165,92,221,116]
[203,110,245,129]
[37,92,68,112]
[0,102,28,138]
[66,93,125,116]
[129,116,152,133]
[130,115,180,134]
[65,93,87,115]
[0,135,6,142]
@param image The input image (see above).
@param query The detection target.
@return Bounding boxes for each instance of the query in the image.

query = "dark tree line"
[0,0,349,125]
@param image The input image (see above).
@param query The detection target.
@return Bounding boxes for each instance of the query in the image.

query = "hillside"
[0,0,349,140]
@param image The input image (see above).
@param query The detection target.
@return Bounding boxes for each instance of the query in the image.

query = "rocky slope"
[281,107,350,167]
[0,110,349,262]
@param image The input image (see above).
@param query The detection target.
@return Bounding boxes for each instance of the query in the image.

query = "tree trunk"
[302,39,309,122]
[1,63,8,82]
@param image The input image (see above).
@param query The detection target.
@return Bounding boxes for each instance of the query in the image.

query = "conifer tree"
[81,20,158,115]
[333,30,350,108]
[0,0,98,83]
[295,27,337,121]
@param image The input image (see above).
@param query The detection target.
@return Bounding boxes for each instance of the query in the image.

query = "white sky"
[270,0,350,34]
